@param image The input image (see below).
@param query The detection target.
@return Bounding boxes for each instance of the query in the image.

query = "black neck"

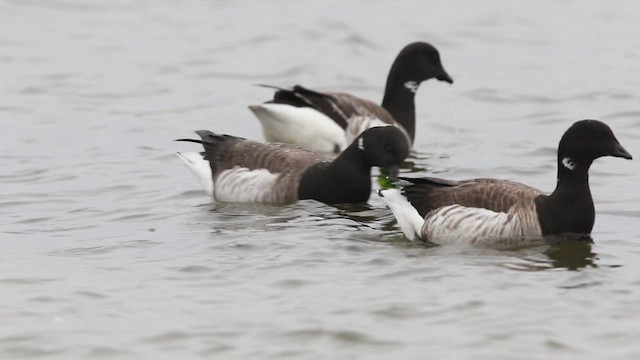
[297,146,372,204]
[381,74,417,143]
[535,155,595,235]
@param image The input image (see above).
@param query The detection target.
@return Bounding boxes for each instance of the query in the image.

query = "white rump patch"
[176,152,213,196]
[562,157,576,170]
[214,166,279,203]
[379,188,424,241]
[423,204,543,246]
[249,104,348,154]
[404,81,419,93]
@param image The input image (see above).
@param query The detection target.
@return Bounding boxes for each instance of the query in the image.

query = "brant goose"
[249,41,453,154]
[379,120,632,245]
[177,126,409,204]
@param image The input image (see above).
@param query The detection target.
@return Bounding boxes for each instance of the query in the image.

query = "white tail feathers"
[176,152,213,196]
[379,188,424,241]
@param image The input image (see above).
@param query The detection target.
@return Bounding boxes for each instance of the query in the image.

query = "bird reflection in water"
[543,234,597,270]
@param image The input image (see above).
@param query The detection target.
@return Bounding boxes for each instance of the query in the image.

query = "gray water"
[2,1,640,359]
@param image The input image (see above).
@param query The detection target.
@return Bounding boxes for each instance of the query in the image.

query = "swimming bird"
[249,41,453,155]
[379,120,632,245]
[177,126,409,204]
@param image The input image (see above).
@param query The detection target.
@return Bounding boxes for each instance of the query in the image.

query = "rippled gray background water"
[2,1,640,359]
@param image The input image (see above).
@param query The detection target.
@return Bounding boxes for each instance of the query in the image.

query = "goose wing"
[264,84,397,128]
[401,177,544,217]
[193,131,326,175]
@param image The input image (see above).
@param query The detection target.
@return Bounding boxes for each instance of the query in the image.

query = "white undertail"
[176,152,213,196]
[379,189,424,241]
[249,104,348,154]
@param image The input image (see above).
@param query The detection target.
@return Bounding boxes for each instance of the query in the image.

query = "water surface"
[2,1,640,359]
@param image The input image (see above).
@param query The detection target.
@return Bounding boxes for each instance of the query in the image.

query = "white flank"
[214,166,279,203]
[249,104,348,154]
[176,152,214,196]
[422,204,543,246]
[345,118,411,148]
[345,117,389,144]
[379,189,424,241]
[562,157,576,170]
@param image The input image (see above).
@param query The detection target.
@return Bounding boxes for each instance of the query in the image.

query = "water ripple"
[3,1,640,359]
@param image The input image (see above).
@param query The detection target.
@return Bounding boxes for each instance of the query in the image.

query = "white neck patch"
[357,137,365,151]
[404,81,419,93]
[562,157,576,170]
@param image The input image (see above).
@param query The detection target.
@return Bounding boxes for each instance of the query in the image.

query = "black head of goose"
[177,126,409,205]
[248,41,453,155]
[379,120,632,246]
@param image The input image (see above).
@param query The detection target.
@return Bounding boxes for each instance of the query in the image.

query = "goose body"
[249,42,453,154]
[177,126,409,205]
[380,120,632,245]
[381,183,545,246]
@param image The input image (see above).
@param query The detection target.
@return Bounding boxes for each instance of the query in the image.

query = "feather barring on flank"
[379,119,632,246]
[177,126,409,205]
